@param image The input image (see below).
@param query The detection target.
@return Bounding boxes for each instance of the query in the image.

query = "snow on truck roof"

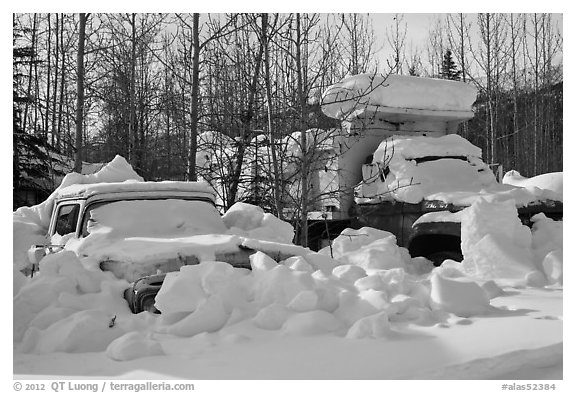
[321,73,478,121]
[55,180,217,201]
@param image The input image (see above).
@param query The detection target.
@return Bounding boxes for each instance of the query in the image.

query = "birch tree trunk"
[74,13,87,173]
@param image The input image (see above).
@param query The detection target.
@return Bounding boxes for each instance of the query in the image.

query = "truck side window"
[54,204,80,236]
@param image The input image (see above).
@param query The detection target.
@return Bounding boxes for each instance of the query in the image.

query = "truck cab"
[310,74,563,262]
[27,180,305,313]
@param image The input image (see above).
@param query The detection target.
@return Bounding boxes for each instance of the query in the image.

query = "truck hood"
[362,134,562,206]
[64,233,310,282]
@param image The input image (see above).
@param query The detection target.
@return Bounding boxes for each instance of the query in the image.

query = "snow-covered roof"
[321,74,478,122]
[56,180,217,201]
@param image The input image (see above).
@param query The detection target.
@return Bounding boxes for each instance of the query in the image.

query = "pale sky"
[369,13,563,74]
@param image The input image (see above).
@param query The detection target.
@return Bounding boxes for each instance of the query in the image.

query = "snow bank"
[429,270,492,317]
[321,226,410,270]
[459,199,562,287]
[14,204,562,366]
[460,199,535,284]
[10,234,457,360]
[503,170,563,201]
[531,213,563,285]
[223,202,295,244]
[14,251,128,352]
[321,74,477,120]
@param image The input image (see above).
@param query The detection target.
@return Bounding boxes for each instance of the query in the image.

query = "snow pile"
[320,226,410,270]
[531,213,563,285]
[14,230,492,360]
[13,155,143,271]
[14,251,129,353]
[321,74,478,120]
[429,269,492,317]
[13,198,562,367]
[459,198,561,287]
[223,202,295,244]
[503,170,563,202]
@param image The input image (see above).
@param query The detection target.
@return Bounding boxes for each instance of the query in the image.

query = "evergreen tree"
[13,17,64,209]
[408,65,419,76]
[440,49,462,80]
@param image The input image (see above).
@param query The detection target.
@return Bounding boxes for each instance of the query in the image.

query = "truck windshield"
[413,156,468,164]
[81,198,227,238]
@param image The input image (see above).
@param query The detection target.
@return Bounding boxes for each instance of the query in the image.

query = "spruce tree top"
[440,50,462,81]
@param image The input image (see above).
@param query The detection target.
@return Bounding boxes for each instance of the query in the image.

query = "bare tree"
[73,13,87,172]
[385,13,407,74]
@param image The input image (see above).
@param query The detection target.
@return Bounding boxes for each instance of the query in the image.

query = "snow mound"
[282,310,344,336]
[531,213,563,285]
[21,309,127,354]
[429,270,491,317]
[321,74,477,120]
[542,250,563,285]
[14,251,129,352]
[460,199,536,285]
[503,170,563,201]
[531,213,563,264]
[154,262,249,315]
[322,227,409,270]
[459,199,562,287]
[253,303,292,330]
[14,233,449,358]
[223,202,295,244]
[346,311,391,339]
[106,332,164,361]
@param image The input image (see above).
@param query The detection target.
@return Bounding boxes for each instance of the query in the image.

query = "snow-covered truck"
[311,74,562,262]
[24,176,307,313]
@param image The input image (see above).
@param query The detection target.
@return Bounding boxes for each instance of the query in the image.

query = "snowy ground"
[13,286,562,380]
[11,156,566,387]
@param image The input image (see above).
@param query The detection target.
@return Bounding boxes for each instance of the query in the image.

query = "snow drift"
[503,170,563,202]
